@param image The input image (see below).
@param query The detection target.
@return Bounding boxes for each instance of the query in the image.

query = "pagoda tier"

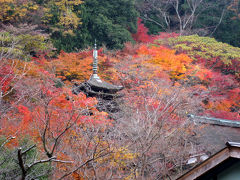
[73,79,123,100]
[72,42,123,114]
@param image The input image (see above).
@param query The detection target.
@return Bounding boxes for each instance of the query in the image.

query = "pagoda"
[73,42,123,113]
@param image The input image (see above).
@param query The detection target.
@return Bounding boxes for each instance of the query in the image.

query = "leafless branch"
[0,136,16,149]
[27,157,56,170]
[210,8,225,36]
[58,152,110,180]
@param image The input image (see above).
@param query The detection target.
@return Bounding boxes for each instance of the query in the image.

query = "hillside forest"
[0,0,240,179]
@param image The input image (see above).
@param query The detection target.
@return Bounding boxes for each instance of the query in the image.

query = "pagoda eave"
[87,78,124,93]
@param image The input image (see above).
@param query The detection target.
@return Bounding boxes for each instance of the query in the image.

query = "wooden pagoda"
[73,43,123,113]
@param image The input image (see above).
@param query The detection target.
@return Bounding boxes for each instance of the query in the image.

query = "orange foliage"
[0,68,113,177]
[40,50,119,84]
[48,51,93,83]
[1,33,240,179]
[137,45,193,79]
[0,63,14,93]
[116,41,240,120]
[0,64,111,142]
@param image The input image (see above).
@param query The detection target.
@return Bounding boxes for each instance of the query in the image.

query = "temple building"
[177,142,240,180]
[73,43,124,114]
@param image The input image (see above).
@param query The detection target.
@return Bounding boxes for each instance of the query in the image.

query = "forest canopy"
[0,0,240,179]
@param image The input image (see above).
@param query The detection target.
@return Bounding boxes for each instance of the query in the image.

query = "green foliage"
[51,0,138,52]
[213,12,240,47]
[0,136,51,179]
[18,34,49,58]
[141,17,164,35]
[162,35,240,65]
[193,1,240,47]
[42,0,83,35]
[0,32,23,59]
[136,0,240,48]
[0,25,52,60]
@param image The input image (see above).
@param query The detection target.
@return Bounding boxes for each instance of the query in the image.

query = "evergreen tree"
[136,0,240,47]
[51,0,138,52]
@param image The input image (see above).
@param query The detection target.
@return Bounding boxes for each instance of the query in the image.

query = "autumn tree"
[0,60,138,179]
[115,85,198,178]
[0,24,52,60]
[42,0,83,35]
[153,35,240,120]
[0,23,52,120]
[0,0,38,24]
[160,35,240,77]
[132,18,155,43]
[108,46,204,178]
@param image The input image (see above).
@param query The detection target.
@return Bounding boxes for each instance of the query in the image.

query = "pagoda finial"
[93,40,98,74]
[90,40,102,82]
[94,39,97,50]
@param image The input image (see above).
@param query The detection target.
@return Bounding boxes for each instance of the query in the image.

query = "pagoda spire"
[90,40,102,82]
[73,41,124,114]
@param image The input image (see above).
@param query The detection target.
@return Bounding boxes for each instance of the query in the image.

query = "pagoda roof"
[73,42,124,98]
[87,77,123,93]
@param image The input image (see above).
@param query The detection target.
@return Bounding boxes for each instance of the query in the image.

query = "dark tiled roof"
[226,141,240,148]
[188,114,240,128]
[87,78,123,93]
[177,141,240,180]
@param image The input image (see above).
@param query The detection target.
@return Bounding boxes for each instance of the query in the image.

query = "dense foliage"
[0,0,240,179]
[161,35,240,75]
[137,0,240,47]
[42,0,139,51]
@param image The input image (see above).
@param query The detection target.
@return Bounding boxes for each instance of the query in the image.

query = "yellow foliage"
[43,0,83,34]
[97,146,137,168]
[0,0,38,22]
